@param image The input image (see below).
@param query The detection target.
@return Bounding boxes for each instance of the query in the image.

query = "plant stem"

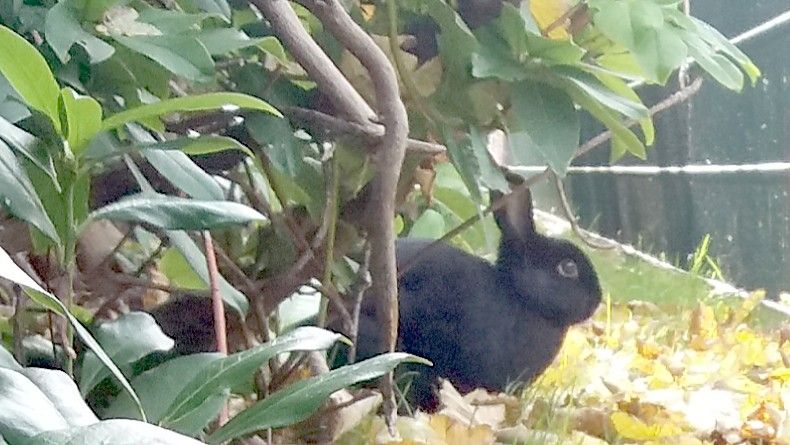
[317,152,340,327]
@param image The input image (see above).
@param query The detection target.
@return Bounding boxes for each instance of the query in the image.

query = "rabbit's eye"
[556,259,579,279]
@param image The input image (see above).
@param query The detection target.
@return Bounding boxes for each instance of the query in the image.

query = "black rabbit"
[352,187,602,409]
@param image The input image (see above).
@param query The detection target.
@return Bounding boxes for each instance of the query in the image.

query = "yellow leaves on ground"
[610,411,681,441]
[338,291,790,444]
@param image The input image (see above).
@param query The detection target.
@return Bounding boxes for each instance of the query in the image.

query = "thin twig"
[553,174,615,249]
[348,241,371,363]
[202,231,229,425]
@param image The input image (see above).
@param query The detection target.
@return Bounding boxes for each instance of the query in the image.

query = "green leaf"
[246,113,304,177]
[143,150,225,201]
[136,9,223,33]
[138,135,255,159]
[44,0,115,64]
[0,116,59,187]
[193,28,260,56]
[441,126,482,202]
[676,28,744,91]
[59,87,103,156]
[0,138,60,243]
[509,81,580,176]
[21,368,98,427]
[591,0,687,83]
[104,353,223,423]
[681,13,760,83]
[414,0,477,74]
[112,34,214,82]
[0,368,69,443]
[87,195,266,230]
[408,208,445,239]
[79,312,174,396]
[0,245,146,422]
[0,25,61,132]
[101,92,280,132]
[583,68,655,145]
[160,327,343,428]
[468,127,508,192]
[569,87,645,159]
[164,231,249,316]
[31,419,207,445]
[207,353,428,444]
[555,67,649,119]
[257,36,288,64]
[471,29,527,82]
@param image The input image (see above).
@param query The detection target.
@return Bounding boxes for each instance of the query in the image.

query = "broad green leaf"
[136,9,222,33]
[159,247,208,290]
[677,28,744,91]
[143,150,225,201]
[59,87,103,156]
[0,368,69,443]
[44,0,115,64]
[509,81,580,176]
[592,0,687,83]
[408,208,445,239]
[414,0,477,74]
[555,67,648,119]
[468,127,508,192]
[471,30,527,82]
[104,353,223,423]
[87,195,266,230]
[441,127,482,202]
[101,92,280,132]
[257,36,288,64]
[0,116,59,187]
[164,231,248,316]
[0,245,146,421]
[21,368,98,427]
[207,353,428,444]
[160,327,343,427]
[79,312,174,396]
[112,34,214,82]
[246,113,304,177]
[569,87,646,159]
[191,0,231,19]
[0,25,61,132]
[31,419,206,445]
[193,28,260,55]
[680,13,760,83]
[584,68,655,145]
[0,138,60,243]
[0,347,21,371]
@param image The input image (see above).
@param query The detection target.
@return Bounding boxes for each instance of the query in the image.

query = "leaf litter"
[337,290,790,445]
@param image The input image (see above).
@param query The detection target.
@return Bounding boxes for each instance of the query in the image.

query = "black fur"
[354,189,602,409]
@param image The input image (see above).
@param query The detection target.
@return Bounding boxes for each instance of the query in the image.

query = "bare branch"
[252,0,375,123]
[295,0,409,429]
[284,106,446,155]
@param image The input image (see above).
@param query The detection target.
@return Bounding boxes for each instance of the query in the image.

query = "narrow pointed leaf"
[0,246,146,421]
[101,93,280,131]
[160,327,343,427]
[0,138,60,243]
[88,195,266,230]
[207,353,428,444]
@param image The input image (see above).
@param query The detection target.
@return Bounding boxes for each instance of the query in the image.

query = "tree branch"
[251,0,375,124]
[295,0,409,429]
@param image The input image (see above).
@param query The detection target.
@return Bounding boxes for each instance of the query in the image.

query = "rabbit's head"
[493,188,602,328]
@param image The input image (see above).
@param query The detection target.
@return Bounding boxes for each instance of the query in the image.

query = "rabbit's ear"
[492,187,536,242]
